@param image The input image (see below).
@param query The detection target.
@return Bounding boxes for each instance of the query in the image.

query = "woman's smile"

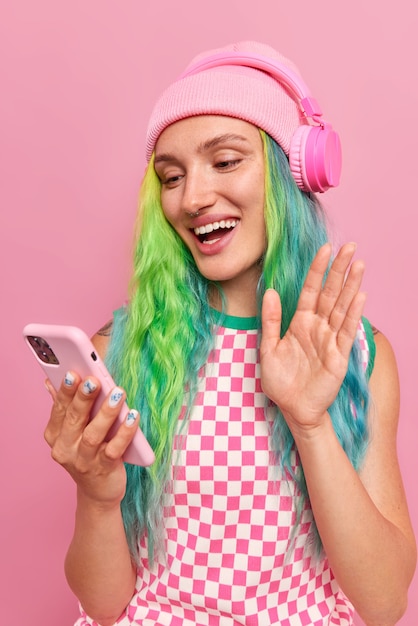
[193,218,239,245]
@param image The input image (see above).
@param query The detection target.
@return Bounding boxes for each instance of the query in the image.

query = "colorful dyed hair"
[105,132,370,562]
[259,133,369,542]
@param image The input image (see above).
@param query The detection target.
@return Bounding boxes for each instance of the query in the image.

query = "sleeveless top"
[76,313,375,626]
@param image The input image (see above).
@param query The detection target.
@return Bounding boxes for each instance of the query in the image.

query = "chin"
[195,263,237,282]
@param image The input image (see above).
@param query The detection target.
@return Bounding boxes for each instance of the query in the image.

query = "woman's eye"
[216,159,240,170]
[161,174,183,186]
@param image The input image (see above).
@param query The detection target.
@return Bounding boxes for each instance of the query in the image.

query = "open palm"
[260,243,366,431]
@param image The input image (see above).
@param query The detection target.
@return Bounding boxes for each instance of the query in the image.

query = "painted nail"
[64,371,75,387]
[125,409,138,426]
[82,379,97,395]
[109,387,124,408]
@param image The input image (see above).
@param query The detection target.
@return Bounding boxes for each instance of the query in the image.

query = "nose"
[182,166,216,215]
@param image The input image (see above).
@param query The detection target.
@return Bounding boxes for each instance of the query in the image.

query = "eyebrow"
[154,133,249,164]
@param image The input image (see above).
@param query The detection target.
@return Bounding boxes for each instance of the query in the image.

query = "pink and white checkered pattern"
[356,320,370,374]
[77,321,373,626]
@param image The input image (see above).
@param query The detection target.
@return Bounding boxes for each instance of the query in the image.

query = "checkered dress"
[77,315,373,626]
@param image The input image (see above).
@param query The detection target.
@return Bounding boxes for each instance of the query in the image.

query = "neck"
[209,272,260,317]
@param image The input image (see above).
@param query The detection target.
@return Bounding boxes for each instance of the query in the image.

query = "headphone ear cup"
[289,125,342,193]
[288,125,310,192]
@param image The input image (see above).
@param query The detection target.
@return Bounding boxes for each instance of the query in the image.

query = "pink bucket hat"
[145,41,342,192]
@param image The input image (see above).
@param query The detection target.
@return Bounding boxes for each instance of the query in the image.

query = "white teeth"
[194,219,238,236]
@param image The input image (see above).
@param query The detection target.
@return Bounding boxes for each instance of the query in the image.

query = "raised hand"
[260,243,366,433]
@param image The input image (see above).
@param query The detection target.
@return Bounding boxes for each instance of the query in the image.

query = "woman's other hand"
[260,242,366,434]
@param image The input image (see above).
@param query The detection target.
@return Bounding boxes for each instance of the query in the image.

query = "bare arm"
[290,332,416,625]
[260,244,416,625]
[65,491,136,626]
[45,322,138,626]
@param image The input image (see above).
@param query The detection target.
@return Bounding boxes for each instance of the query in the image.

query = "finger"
[296,243,332,313]
[78,387,128,462]
[44,371,82,447]
[44,378,57,402]
[337,291,367,359]
[101,408,141,463]
[317,243,357,321]
[56,376,101,449]
[260,289,282,354]
[328,258,365,334]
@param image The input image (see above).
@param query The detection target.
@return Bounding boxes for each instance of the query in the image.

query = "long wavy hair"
[105,130,370,561]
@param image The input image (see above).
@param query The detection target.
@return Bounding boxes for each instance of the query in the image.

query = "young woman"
[44,41,416,626]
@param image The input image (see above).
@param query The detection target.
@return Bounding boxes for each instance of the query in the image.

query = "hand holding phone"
[23,323,155,467]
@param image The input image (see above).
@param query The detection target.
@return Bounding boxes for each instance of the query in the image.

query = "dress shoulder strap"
[359,316,376,379]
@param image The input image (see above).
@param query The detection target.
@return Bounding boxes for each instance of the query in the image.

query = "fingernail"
[109,387,124,408]
[64,371,75,387]
[125,409,138,426]
[82,379,97,395]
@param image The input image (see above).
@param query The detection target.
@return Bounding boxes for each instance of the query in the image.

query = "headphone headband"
[179,51,325,127]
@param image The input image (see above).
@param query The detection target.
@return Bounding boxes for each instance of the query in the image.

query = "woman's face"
[154,115,266,308]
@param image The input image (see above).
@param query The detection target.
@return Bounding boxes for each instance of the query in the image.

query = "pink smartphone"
[23,323,155,467]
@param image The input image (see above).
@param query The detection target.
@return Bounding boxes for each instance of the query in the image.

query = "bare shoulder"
[370,324,396,362]
[368,328,400,432]
[91,320,113,360]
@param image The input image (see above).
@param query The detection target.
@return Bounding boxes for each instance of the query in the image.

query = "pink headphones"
[179,52,342,193]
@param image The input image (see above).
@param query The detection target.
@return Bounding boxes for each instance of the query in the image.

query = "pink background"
[1,1,417,623]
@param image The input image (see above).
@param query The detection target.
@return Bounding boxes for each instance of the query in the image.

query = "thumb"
[260,289,282,352]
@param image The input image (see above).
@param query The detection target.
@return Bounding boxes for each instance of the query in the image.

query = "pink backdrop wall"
[1,2,417,623]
